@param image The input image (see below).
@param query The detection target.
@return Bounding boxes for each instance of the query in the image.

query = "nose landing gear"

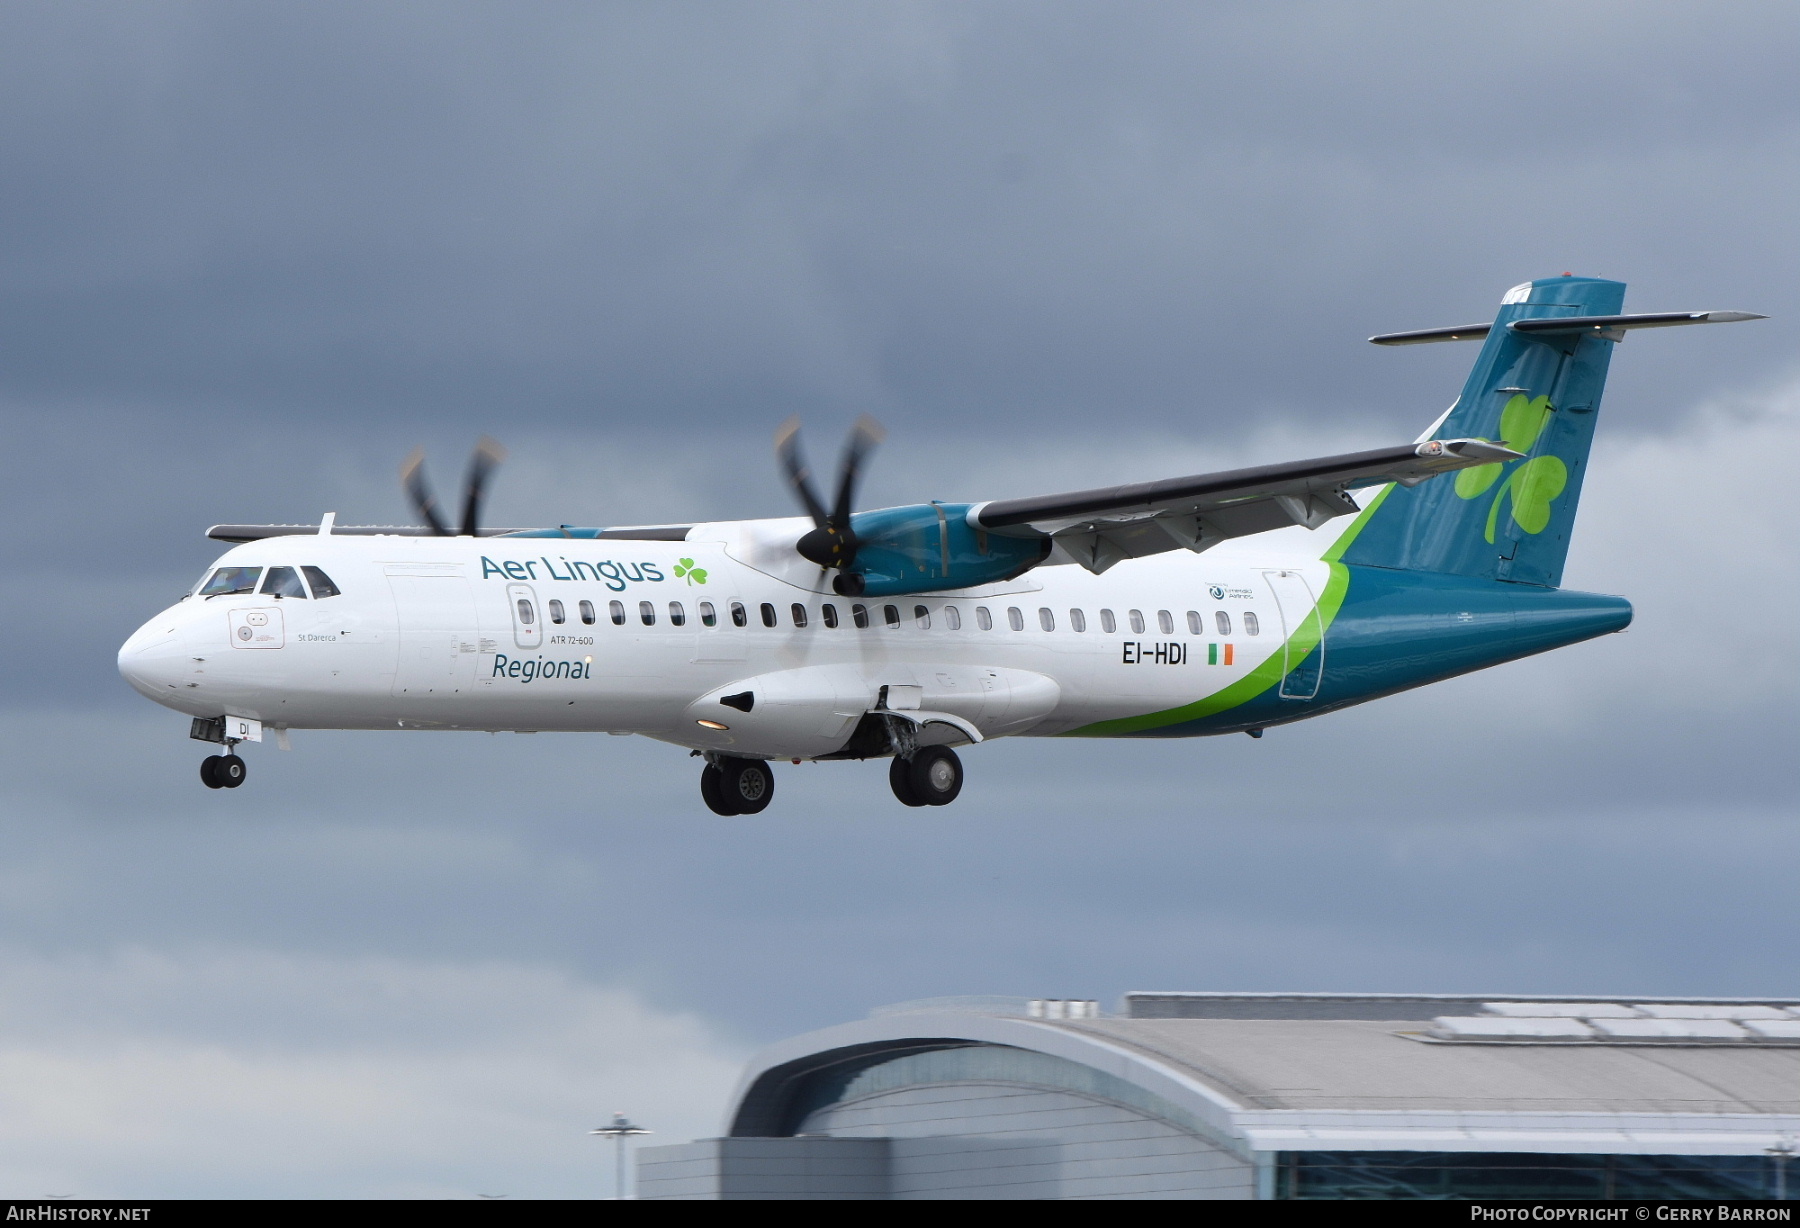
[200,751,247,790]
[889,746,962,807]
[700,755,775,816]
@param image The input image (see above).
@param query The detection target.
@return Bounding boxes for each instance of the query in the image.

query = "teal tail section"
[1340,275,1626,588]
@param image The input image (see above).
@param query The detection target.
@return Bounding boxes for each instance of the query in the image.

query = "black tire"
[217,754,247,789]
[720,758,774,815]
[200,755,226,790]
[907,746,963,806]
[700,764,738,816]
[889,755,926,807]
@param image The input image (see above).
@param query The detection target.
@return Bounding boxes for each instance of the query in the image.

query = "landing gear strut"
[201,749,247,790]
[889,746,962,807]
[701,756,775,816]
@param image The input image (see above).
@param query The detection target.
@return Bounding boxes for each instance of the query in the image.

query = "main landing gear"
[889,746,963,808]
[701,755,775,816]
[200,751,247,790]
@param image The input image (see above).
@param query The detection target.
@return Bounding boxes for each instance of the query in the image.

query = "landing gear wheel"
[907,746,962,806]
[700,764,738,816]
[216,754,247,788]
[719,758,774,814]
[889,755,926,807]
[200,755,226,789]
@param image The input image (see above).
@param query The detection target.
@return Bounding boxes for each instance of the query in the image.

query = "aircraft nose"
[118,618,189,700]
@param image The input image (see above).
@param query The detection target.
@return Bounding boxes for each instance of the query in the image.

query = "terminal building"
[638,992,1800,1200]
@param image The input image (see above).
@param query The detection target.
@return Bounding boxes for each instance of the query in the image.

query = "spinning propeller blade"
[776,415,884,592]
[401,439,507,537]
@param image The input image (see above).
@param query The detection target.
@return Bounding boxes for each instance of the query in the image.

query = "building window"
[580,599,596,625]
[791,603,808,628]
[1100,608,1116,633]
[639,600,656,626]
[1216,610,1232,636]
[669,601,686,627]
[1244,611,1260,636]
[609,600,626,625]
[1007,607,1024,631]
[821,604,839,629]
[760,603,777,628]
[699,601,717,627]
[975,606,993,630]
[1128,609,1145,634]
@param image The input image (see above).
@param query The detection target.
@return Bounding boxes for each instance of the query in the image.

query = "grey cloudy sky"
[1,0,1796,1198]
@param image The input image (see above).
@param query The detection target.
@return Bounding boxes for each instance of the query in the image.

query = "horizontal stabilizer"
[1370,310,1764,346]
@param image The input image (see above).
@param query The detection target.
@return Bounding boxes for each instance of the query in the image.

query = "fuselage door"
[387,565,479,699]
[505,583,543,650]
[1263,568,1324,701]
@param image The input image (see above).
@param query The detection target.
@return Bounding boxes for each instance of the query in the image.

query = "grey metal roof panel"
[1054,1018,1800,1115]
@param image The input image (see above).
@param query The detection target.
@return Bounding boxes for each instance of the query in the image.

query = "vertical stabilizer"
[1339,276,1625,588]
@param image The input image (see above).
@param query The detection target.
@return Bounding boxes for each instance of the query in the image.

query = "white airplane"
[118,277,1760,814]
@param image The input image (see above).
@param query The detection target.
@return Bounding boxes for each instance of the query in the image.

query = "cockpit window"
[200,566,262,596]
[260,566,308,599]
[300,566,341,598]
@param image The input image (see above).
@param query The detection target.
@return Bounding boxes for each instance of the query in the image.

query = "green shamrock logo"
[1451,394,1569,544]
[672,557,707,585]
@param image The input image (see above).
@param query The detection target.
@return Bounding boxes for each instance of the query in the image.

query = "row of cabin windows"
[524,596,1261,637]
[197,565,342,599]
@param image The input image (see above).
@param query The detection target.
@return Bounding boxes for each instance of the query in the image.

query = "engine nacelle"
[683,665,876,760]
[841,503,1047,598]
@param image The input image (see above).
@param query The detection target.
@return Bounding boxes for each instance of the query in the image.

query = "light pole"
[590,1111,651,1200]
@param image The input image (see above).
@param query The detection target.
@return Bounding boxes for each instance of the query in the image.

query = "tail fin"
[1340,275,1625,587]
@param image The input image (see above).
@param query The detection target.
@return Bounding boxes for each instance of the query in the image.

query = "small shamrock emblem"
[1451,393,1569,543]
[672,557,707,585]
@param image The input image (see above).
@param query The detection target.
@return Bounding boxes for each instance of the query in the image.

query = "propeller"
[776,414,884,595]
[400,436,508,536]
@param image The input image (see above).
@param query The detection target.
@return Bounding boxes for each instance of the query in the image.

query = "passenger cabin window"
[301,566,341,598]
[579,599,596,625]
[1186,610,1203,635]
[1128,609,1145,634]
[548,599,566,624]
[699,601,717,627]
[975,606,993,631]
[822,603,839,629]
[669,601,687,627]
[1215,610,1232,635]
[1100,609,1116,634]
[731,601,748,628]
[944,606,961,630]
[1069,609,1086,632]
[516,598,536,625]
[760,603,777,628]
[1157,610,1173,635]
[884,605,901,629]
[201,566,262,597]
[914,605,931,629]
[790,604,807,628]
[260,566,307,599]
[852,604,870,629]
[639,600,656,626]
[1007,607,1024,631]
[609,600,626,625]
[1038,608,1055,632]
[1244,611,1261,636]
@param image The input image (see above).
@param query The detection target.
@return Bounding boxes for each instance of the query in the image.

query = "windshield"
[261,566,308,598]
[199,566,263,596]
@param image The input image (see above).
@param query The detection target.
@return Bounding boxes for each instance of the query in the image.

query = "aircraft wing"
[967,438,1519,574]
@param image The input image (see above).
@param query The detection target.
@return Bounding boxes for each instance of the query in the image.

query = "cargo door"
[387,564,479,699]
[1263,569,1324,701]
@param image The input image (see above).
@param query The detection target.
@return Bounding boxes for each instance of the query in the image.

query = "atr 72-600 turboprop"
[119,277,1760,814]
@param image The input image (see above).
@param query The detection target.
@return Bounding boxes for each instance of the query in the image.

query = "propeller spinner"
[775,414,884,596]
[400,436,508,536]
